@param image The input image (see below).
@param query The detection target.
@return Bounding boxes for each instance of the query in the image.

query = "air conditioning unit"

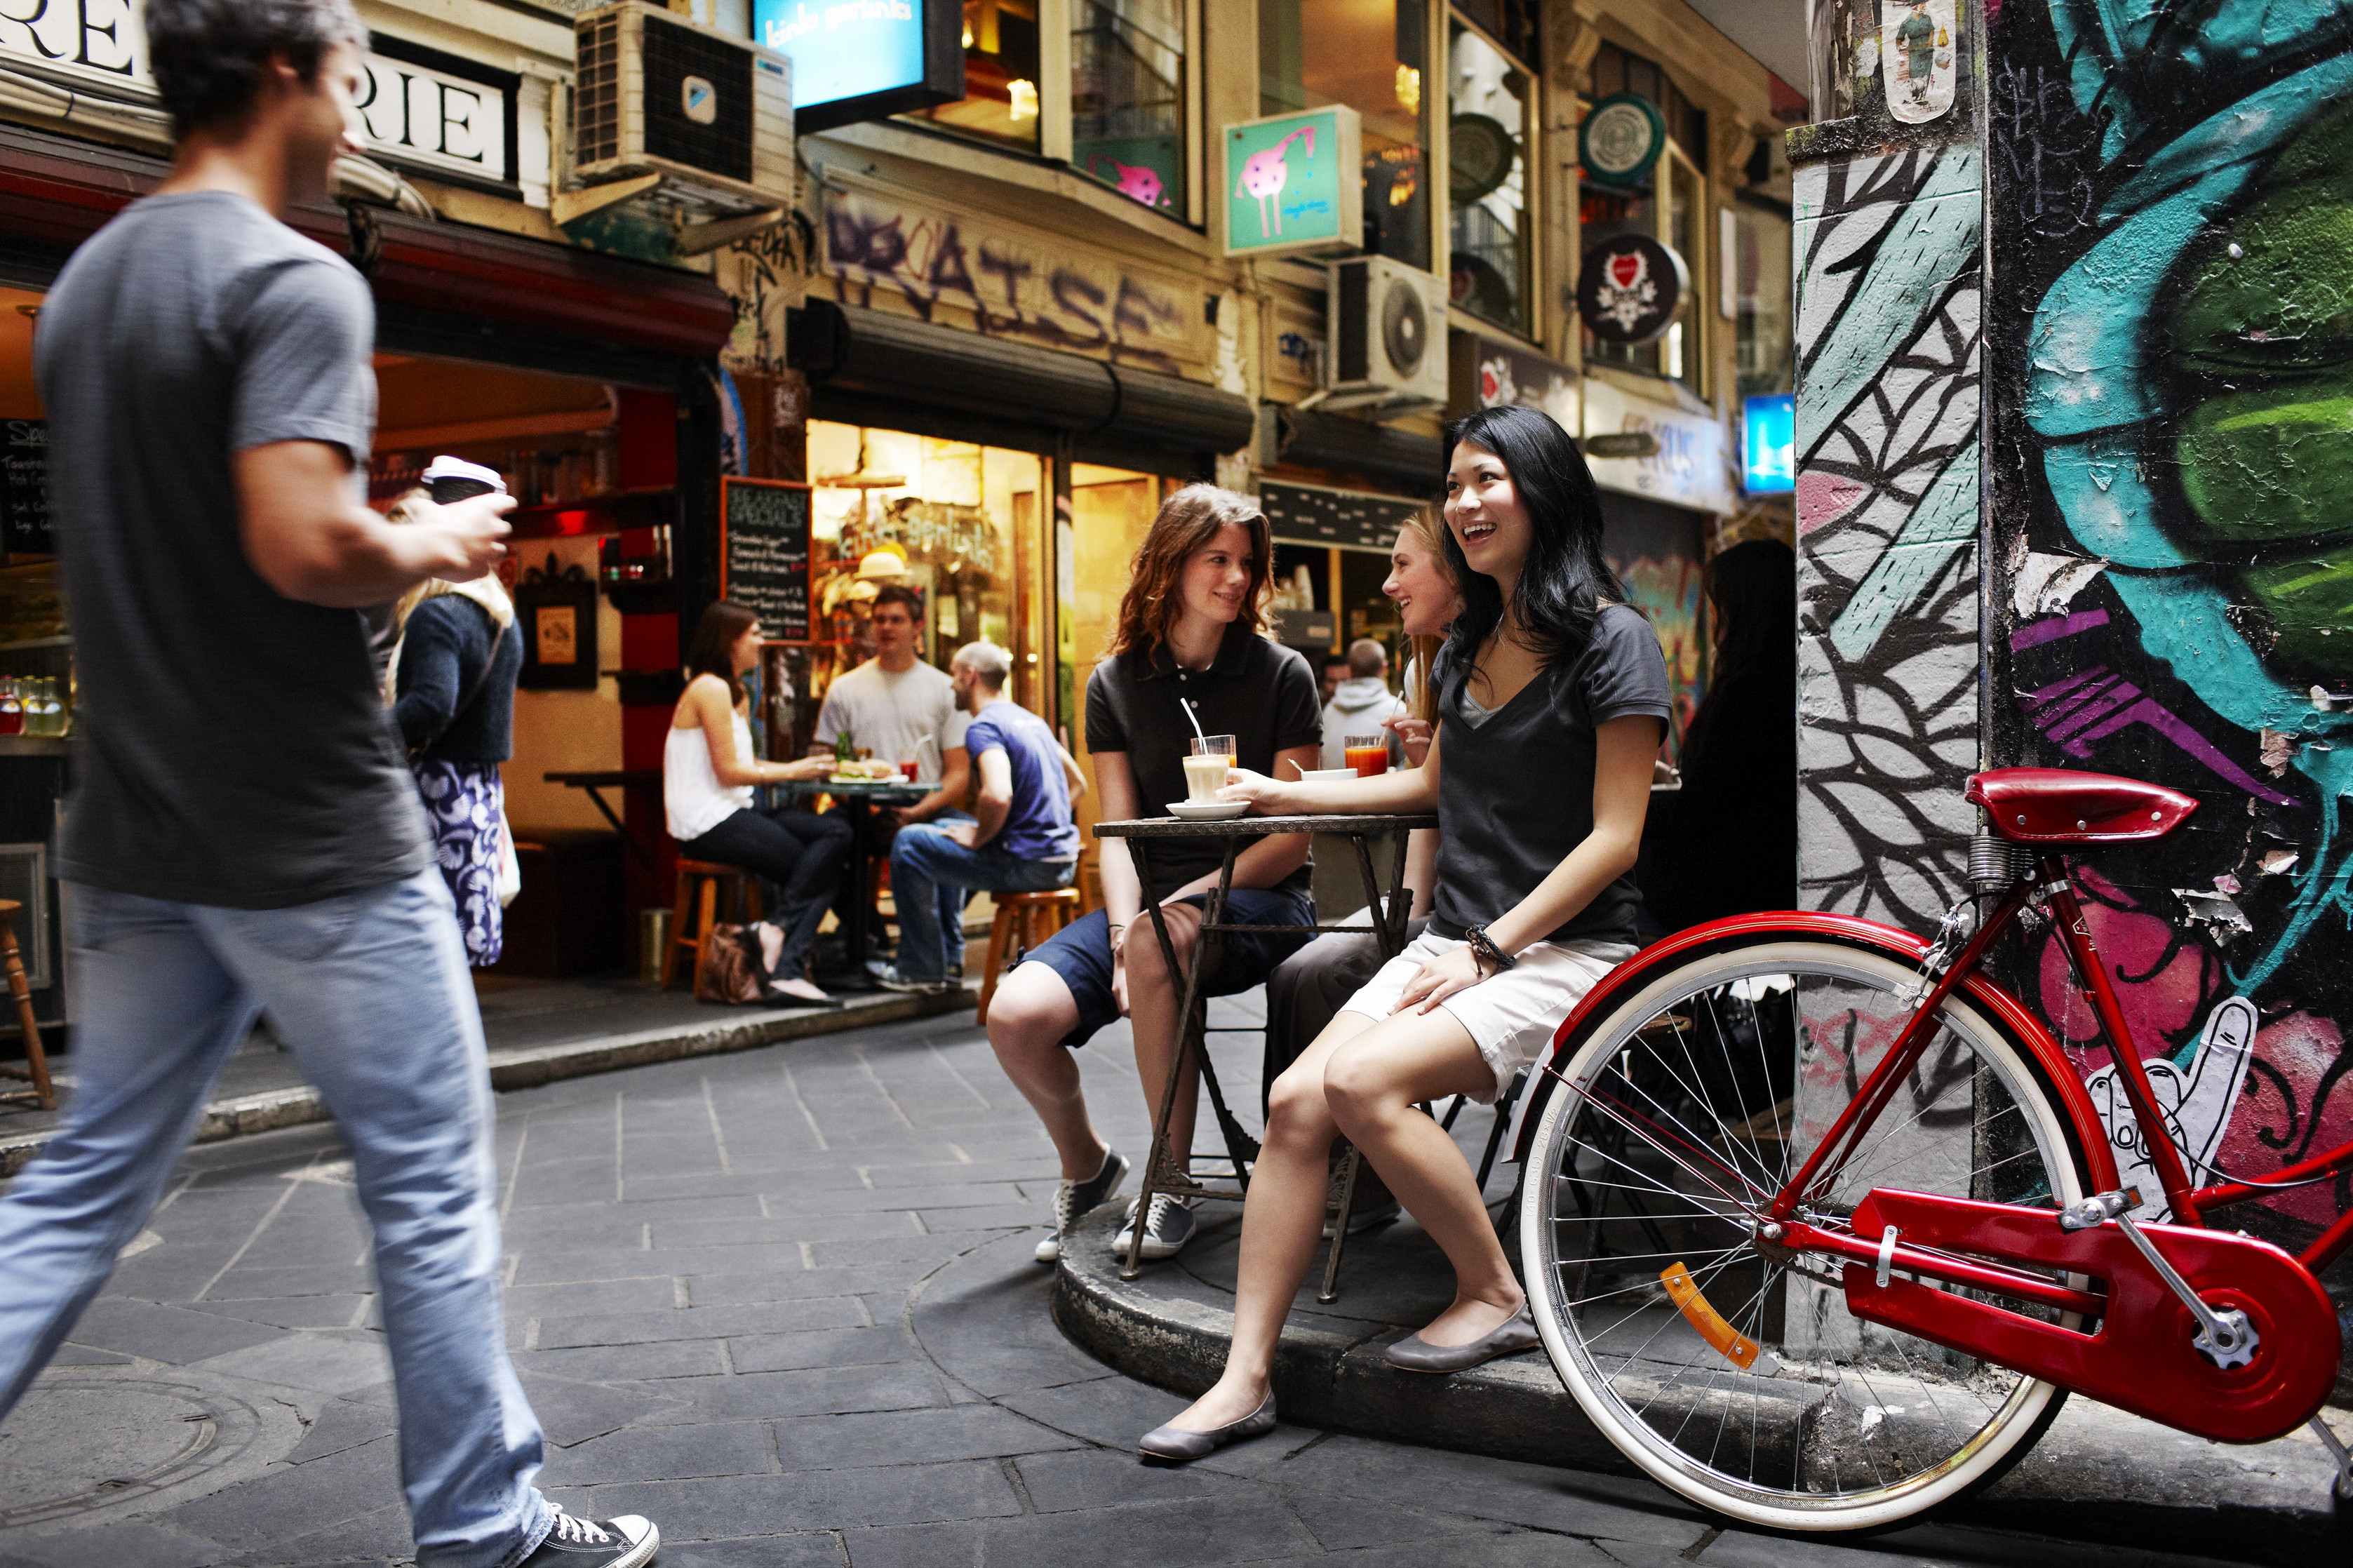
[1325,256,1449,410]
[572,1,793,217]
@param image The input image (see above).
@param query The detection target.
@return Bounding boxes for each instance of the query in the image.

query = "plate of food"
[828,759,902,784]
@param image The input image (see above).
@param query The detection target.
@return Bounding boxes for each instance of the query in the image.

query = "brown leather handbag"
[693,924,766,1005]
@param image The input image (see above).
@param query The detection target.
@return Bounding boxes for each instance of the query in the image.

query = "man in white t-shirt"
[813,584,972,964]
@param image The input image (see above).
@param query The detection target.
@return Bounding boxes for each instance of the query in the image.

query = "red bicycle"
[1515,768,2353,1532]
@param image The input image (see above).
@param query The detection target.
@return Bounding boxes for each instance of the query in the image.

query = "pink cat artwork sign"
[1221,106,1362,258]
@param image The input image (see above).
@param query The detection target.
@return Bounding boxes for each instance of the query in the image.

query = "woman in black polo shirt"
[1134,405,1670,1463]
[986,485,1324,1267]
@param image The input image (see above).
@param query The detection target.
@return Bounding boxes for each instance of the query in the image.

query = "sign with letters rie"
[1222,107,1360,259]
[753,0,964,134]
[0,4,516,188]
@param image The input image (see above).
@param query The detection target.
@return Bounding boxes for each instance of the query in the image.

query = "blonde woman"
[387,490,524,966]
[1257,509,1466,1228]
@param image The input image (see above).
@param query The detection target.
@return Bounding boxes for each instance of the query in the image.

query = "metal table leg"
[1121,838,1237,1280]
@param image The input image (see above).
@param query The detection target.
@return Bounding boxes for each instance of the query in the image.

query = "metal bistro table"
[777,776,928,991]
[1092,810,1437,1296]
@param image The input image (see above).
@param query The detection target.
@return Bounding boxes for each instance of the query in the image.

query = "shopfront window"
[1734,200,1795,398]
[803,423,1046,743]
[1581,41,1708,397]
[1447,18,1534,335]
[1073,0,1187,216]
[1259,0,1430,270]
[908,0,1043,152]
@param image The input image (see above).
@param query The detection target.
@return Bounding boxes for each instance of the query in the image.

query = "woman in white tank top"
[668,602,851,1005]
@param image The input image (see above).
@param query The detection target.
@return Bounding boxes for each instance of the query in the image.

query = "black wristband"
[1464,925,1515,972]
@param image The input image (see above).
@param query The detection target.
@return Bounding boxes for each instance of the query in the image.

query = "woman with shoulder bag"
[387,484,527,967]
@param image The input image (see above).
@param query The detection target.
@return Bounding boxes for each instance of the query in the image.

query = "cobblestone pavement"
[0,1005,2269,1567]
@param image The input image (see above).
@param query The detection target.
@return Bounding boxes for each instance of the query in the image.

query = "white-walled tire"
[1520,932,2091,1533]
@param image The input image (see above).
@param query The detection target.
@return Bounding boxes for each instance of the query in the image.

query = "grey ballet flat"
[1383,1301,1541,1373]
[1136,1391,1277,1463]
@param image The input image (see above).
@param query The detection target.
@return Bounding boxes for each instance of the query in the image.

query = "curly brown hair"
[1108,484,1272,660]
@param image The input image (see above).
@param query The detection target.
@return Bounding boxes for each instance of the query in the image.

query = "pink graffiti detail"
[2017,670,2298,806]
[1236,125,1315,240]
[2009,609,2111,650]
[1797,471,1868,534]
[1089,154,1165,209]
[2037,866,2223,1070]
[2210,1010,2353,1227]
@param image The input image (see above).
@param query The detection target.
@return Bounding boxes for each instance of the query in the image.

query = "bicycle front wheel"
[1521,929,2093,1533]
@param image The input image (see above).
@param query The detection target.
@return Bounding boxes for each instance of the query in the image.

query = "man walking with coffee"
[0,3,660,1564]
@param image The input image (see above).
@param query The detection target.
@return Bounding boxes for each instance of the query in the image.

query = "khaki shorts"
[1341,928,1638,1102]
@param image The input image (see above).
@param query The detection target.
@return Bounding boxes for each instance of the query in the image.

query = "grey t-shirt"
[35,192,429,909]
[1431,605,1672,946]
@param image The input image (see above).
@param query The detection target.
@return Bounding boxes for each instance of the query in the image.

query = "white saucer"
[1167,800,1248,821]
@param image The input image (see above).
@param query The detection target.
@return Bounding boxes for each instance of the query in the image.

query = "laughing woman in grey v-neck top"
[1134,406,1672,1465]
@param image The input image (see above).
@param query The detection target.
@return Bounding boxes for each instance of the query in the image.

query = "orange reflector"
[1661,1261,1762,1370]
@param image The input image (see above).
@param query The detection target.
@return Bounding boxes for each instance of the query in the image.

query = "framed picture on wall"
[514,554,599,691]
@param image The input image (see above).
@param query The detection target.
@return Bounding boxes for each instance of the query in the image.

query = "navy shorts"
[1026,888,1317,1050]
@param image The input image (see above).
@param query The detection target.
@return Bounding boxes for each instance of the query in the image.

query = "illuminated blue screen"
[1743,393,1795,495]
[754,0,927,111]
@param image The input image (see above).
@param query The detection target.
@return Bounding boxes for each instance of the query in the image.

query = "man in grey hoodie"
[1318,639,1409,770]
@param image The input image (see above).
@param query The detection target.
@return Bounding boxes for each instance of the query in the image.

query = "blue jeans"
[0,871,551,1568]
[890,822,1075,981]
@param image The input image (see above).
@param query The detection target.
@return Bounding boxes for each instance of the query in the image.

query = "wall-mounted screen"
[751,0,965,133]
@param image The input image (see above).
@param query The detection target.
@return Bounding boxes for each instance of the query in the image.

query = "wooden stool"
[660,861,763,991]
[977,888,1081,1025]
[0,899,52,1111]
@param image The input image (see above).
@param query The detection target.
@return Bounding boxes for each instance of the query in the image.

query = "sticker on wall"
[1223,107,1363,257]
[1882,0,1957,123]
[1576,235,1687,346]
[1578,92,1665,188]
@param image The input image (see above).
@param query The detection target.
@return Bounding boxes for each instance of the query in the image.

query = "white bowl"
[1299,768,1359,783]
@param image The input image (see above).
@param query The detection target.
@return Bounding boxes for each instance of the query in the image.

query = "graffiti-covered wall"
[1791,22,1982,934]
[1984,1,2353,1373]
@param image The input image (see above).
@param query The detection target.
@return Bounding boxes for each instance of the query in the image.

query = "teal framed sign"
[1578,91,1665,187]
[1222,106,1362,258]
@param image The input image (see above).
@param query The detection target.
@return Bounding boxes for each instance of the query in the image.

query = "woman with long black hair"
[1134,404,1671,1461]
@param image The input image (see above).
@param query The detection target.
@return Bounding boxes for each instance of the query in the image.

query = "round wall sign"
[1577,235,1688,345]
[1579,92,1665,187]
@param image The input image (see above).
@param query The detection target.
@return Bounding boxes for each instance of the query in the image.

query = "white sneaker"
[1034,1147,1129,1264]
[1111,1192,1198,1260]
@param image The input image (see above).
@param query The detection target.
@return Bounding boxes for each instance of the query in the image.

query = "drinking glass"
[0,679,20,737]
[1185,735,1237,803]
[1344,734,1389,777]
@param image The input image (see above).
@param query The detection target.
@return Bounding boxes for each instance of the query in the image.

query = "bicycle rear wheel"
[1521,929,2093,1533]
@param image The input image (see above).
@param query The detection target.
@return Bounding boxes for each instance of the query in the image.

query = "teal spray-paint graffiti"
[1987,1,2353,1292]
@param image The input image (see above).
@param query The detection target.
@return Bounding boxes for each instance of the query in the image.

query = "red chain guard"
[1841,1189,2340,1444]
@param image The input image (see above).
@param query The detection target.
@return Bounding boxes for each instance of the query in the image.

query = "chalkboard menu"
[2,420,51,559]
[1261,479,1424,551]
[720,477,813,642]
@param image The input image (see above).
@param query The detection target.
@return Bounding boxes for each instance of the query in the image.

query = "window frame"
[1444,6,1544,343]
[1656,140,1707,400]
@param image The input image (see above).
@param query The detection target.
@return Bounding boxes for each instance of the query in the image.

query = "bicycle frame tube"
[2041,866,2204,1227]
[2195,1144,2353,1271]
[1767,883,2033,1222]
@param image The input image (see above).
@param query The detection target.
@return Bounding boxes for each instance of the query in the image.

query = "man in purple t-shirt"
[880,643,1086,991]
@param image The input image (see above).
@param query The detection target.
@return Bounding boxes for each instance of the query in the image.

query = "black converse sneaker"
[1035,1146,1129,1264]
[1111,1191,1198,1260]
[515,1508,659,1568]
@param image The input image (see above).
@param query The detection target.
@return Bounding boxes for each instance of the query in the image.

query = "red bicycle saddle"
[1967,768,2197,845]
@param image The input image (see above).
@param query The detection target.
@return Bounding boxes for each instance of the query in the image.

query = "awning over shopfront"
[0,125,735,386]
[786,298,1255,477]
[1264,405,1442,498]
